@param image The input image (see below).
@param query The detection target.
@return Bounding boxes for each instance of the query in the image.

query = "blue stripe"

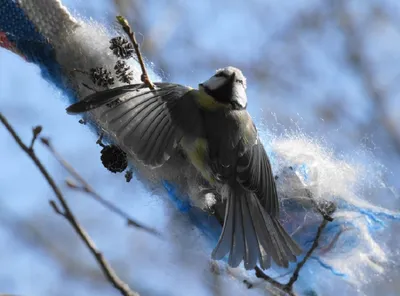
[311,256,347,277]
[0,0,69,98]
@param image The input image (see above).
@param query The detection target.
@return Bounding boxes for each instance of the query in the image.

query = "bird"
[66,66,302,270]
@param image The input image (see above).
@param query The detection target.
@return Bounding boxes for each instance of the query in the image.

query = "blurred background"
[0,0,399,295]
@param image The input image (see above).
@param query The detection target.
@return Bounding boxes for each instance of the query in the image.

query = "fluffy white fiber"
[263,131,399,290]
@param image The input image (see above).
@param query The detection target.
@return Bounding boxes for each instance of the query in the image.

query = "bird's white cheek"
[203,76,226,91]
[233,86,247,108]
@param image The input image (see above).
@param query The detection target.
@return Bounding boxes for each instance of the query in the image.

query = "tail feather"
[258,243,272,270]
[273,218,303,256]
[212,191,235,260]
[240,196,261,269]
[247,193,284,267]
[261,212,291,267]
[212,185,301,270]
[229,193,245,267]
[245,194,272,270]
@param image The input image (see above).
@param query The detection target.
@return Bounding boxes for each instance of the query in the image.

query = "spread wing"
[209,112,298,268]
[66,83,204,167]
[235,120,280,217]
[205,110,279,216]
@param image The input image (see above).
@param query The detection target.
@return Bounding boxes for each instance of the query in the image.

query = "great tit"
[66,66,302,270]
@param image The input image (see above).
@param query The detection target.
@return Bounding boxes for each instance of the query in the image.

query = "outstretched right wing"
[67,83,205,168]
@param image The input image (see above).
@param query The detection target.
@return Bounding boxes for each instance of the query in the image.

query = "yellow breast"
[180,137,216,185]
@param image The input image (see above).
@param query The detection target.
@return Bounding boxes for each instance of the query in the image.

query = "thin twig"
[82,83,97,92]
[116,15,155,90]
[96,132,106,148]
[253,189,334,295]
[49,200,66,217]
[255,267,293,295]
[283,218,329,293]
[305,189,334,222]
[255,216,330,295]
[40,137,160,237]
[29,125,42,151]
[0,112,139,296]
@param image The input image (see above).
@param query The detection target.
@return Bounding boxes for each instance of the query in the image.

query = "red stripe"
[0,31,27,60]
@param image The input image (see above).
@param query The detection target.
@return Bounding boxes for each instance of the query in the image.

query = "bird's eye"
[215,72,224,77]
[236,79,244,85]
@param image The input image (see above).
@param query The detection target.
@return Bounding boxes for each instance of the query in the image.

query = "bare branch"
[49,200,67,217]
[40,137,160,237]
[255,267,291,295]
[0,112,139,296]
[253,190,335,295]
[284,218,329,291]
[253,215,330,296]
[29,125,42,151]
[116,15,155,89]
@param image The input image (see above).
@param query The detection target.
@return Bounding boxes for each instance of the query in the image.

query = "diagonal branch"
[116,15,155,90]
[0,112,139,296]
[254,189,335,295]
[284,218,329,292]
[254,215,330,296]
[40,137,160,237]
[255,266,293,295]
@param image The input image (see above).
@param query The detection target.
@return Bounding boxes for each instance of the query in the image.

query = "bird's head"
[199,66,247,110]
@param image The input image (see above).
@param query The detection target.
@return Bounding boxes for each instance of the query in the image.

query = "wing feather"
[66,83,203,167]
[237,138,279,216]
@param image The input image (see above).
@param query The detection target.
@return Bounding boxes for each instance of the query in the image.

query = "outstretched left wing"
[236,139,280,217]
[67,83,178,114]
[67,83,205,168]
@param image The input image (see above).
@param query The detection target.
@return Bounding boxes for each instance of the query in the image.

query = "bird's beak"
[198,83,205,92]
[229,72,236,85]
